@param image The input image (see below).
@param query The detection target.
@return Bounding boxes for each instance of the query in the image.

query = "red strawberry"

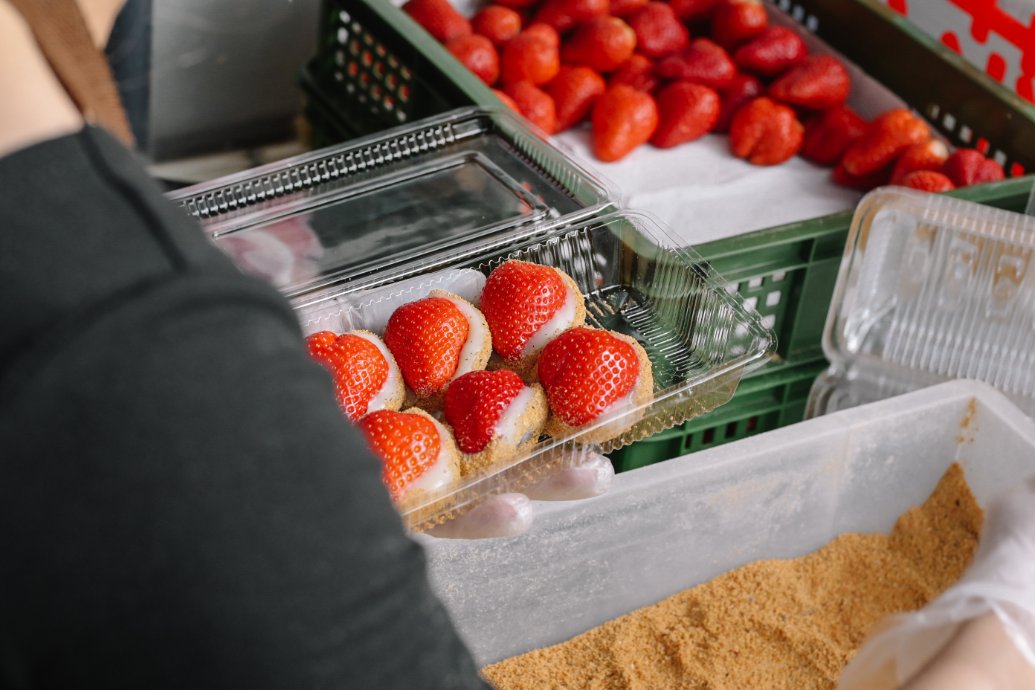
[538,327,640,427]
[306,331,391,421]
[444,370,527,453]
[889,139,949,184]
[402,0,472,44]
[547,66,607,131]
[611,0,648,17]
[384,297,469,398]
[494,0,539,8]
[711,0,768,49]
[628,2,690,59]
[669,0,720,22]
[656,39,737,90]
[713,73,762,133]
[733,26,807,78]
[651,81,720,147]
[592,85,659,162]
[446,35,500,85]
[841,108,929,176]
[358,410,446,500]
[609,54,659,92]
[505,81,557,133]
[942,148,1006,187]
[493,88,521,113]
[481,260,570,360]
[472,6,523,47]
[533,0,609,33]
[800,105,868,166]
[561,17,637,73]
[501,32,560,85]
[769,55,850,110]
[900,170,956,192]
[522,22,561,48]
[729,96,803,165]
[833,160,890,191]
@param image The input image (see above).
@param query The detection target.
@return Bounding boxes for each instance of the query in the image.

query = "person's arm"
[0,123,489,689]
[903,613,1035,690]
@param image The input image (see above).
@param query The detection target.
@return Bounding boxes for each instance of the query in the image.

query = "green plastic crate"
[300,0,1035,468]
[610,359,830,472]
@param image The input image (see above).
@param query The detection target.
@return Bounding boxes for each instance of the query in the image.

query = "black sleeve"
[0,128,490,690]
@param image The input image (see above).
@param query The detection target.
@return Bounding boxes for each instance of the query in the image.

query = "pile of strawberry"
[402,0,1006,190]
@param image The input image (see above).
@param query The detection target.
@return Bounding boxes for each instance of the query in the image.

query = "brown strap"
[9,0,135,147]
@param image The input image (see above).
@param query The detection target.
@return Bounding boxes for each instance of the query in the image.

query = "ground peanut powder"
[483,463,983,690]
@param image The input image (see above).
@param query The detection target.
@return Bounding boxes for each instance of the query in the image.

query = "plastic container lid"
[169,107,617,302]
[809,186,1035,417]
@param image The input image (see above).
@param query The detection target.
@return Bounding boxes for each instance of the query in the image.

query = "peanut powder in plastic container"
[483,463,982,690]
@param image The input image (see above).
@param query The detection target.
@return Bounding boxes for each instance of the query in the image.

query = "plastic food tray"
[420,379,1035,665]
[169,108,773,530]
[808,186,1035,418]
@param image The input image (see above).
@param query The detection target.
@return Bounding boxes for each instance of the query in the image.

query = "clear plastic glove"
[424,451,614,539]
[838,476,1035,689]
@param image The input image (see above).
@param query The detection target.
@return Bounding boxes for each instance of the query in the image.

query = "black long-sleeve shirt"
[0,127,489,690]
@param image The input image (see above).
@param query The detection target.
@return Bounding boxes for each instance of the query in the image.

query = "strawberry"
[628,2,690,59]
[733,26,807,78]
[609,54,659,92]
[533,0,609,33]
[446,35,500,85]
[537,327,640,427]
[729,96,803,165]
[841,108,929,176]
[592,85,659,162]
[900,170,956,192]
[669,0,720,22]
[711,0,768,49]
[799,104,868,166]
[402,0,472,44]
[494,0,539,8]
[384,296,469,398]
[480,260,570,361]
[522,22,561,48]
[651,81,720,147]
[889,139,949,184]
[942,148,1006,187]
[358,410,446,500]
[306,331,391,421]
[768,55,850,111]
[611,0,648,17]
[833,160,890,191]
[561,17,637,73]
[501,31,560,85]
[472,6,523,47]
[493,88,521,113]
[655,39,737,90]
[713,72,762,133]
[505,81,558,133]
[547,66,607,131]
[444,370,527,453]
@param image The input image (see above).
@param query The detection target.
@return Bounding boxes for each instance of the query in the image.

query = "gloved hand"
[424,450,614,539]
[838,475,1035,689]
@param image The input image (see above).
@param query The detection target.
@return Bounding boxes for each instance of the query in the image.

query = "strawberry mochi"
[305,330,404,421]
[479,259,587,380]
[383,289,492,407]
[444,369,548,474]
[537,326,654,443]
[358,408,461,503]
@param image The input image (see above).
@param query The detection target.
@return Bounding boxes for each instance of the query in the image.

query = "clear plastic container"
[807,187,1035,417]
[420,379,1035,665]
[170,107,774,531]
